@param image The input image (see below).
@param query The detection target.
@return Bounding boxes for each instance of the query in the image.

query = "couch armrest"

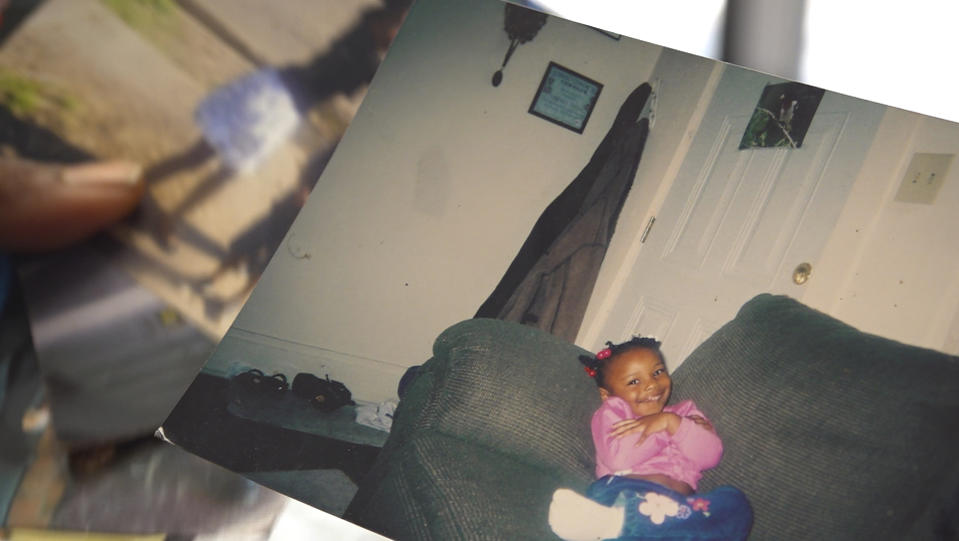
[422,318,600,478]
[347,318,601,539]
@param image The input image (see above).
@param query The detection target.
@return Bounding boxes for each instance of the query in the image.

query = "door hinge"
[640,216,656,243]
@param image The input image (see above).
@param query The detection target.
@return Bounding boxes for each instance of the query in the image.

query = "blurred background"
[1,0,956,539]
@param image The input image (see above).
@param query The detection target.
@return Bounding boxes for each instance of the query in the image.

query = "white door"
[595,66,885,367]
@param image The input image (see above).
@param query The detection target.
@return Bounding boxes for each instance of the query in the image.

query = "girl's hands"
[610,412,681,445]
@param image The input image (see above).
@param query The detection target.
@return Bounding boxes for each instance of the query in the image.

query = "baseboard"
[202,327,411,402]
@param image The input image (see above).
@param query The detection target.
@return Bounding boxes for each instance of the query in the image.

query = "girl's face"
[599,347,671,417]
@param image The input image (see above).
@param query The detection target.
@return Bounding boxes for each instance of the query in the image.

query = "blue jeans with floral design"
[587,476,752,540]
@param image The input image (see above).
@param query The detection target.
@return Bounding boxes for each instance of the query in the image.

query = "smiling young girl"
[548,337,753,541]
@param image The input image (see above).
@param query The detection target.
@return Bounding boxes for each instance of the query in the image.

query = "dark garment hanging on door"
[475,82,652,342]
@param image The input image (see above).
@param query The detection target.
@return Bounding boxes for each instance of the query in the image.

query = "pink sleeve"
[669,401,723,470]
[592,397,668,473]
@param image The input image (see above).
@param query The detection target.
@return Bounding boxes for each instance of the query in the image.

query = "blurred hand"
[0,157,144,252]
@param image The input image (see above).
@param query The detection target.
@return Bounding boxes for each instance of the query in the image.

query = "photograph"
[158,0,959,540]
[2,0,958,540]
[738,81,824,149]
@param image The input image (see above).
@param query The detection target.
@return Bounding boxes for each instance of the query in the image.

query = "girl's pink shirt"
[591,396,723,490]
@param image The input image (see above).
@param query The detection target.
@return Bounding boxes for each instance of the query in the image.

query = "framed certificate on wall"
[528,62,603,134]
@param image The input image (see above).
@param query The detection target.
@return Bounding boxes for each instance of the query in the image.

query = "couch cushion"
[350,431,583,540]
[670,294,959,540]
[425,318,600,484]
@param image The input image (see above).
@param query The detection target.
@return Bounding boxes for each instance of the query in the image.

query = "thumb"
[0,158,145,252]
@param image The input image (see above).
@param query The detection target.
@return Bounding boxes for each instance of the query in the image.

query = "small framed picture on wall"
[528,62,603,134]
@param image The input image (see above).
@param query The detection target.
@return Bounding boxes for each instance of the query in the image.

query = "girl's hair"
[579,336,665,388]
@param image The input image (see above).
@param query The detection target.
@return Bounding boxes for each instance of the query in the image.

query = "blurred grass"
[101,0,177,24]
[97,0,242,91]
[99,0,183,45]
[0,68,79,117]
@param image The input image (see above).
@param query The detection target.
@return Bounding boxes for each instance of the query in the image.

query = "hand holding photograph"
[159,0,959,540]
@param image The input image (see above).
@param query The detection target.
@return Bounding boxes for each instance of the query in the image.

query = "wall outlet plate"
[894,152,954,204]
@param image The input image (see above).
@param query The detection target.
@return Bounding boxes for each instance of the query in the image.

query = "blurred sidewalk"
[0,0,371,339]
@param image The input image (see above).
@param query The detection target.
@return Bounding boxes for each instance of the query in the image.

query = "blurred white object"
[533,0,726,59]
[801,0,959,123]
[355,399,397,432]
[268,498,392,541]
[195,68,301,174]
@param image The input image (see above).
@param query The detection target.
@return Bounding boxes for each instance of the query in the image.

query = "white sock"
[548,488,625,541]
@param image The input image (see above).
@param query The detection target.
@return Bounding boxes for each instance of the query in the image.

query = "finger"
[0,158,144,252]
[689,416,711,427]
[616,425,646,440]
[635,431,649,446]
[686,415,714,431]
[609,421,633,436]
[609,421,639,437]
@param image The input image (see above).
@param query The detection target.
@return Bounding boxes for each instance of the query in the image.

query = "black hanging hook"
[492,4,547,87]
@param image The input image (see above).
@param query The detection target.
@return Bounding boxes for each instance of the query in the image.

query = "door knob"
[792,262,812,285]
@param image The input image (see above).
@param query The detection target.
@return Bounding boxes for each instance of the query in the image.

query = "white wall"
[804,110,959,354]
[227,0,663,400]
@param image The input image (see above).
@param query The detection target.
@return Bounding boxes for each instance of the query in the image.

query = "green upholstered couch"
[344,294,959,540]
